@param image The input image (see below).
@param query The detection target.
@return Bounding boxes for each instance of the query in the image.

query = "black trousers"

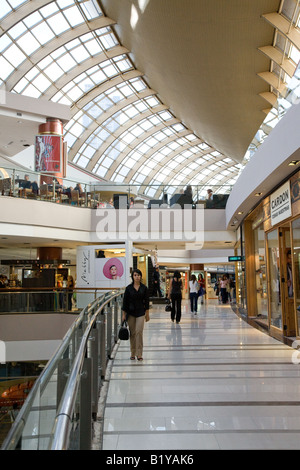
[171,293,182,322]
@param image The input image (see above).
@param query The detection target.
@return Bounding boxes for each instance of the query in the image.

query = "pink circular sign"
[103,258,124,279]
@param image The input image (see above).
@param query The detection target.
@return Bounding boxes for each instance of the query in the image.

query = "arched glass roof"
[0,0,299,199]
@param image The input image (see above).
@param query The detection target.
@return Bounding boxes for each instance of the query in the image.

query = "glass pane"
[254,224,267,320]
[292,218,300,335]
[267,230,282,329]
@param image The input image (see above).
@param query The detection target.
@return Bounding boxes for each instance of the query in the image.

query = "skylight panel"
[22,83,41,98]
[172,123,185,132]
[9,22,27,39]
[44,62,64,81]
[81,0,102,20]
[40,3,59,18]
[139,120,154,131]
[130,77,147,92]
[31,74,52,93]
[3,44,26,67]
[160,147,172,156]
[47,13,70,35]
[57,53,77,72]
[56,0,74,9]
[64,5,85,27]
[135,101,148,113]
[118,165,131,177]
[77,155,89,168]
[0,2,13,20]
[31,23,55,44]
[0,34,11,53]
[0,56,14,80]
[103,33,118,49]
[17,32,40,55]
[23,11,42,28]
[145,96,160,107]
[7,0,28,10]
[159,110,173,121]
[82,146,96,159]
[70,44,90,63]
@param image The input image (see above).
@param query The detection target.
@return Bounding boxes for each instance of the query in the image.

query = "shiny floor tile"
[99,299,300,450]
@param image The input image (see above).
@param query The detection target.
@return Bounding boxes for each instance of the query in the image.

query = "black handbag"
[165,299,172,312]
[118,320,130,340]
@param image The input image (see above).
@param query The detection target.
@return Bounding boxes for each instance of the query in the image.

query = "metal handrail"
[50,292,119,450]
[0,164,234,206]
[1,289,124,450]
[0,296,96,450]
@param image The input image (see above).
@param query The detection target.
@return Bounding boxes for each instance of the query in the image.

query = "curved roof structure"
[0,0,299,199]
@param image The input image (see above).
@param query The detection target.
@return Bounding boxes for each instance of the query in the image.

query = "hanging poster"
[35,135,62,173]
[94,257,125,288]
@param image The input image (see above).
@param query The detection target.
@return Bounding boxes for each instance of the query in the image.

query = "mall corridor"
[101,300,300,450]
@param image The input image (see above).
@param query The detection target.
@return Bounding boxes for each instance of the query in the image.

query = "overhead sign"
[270,181,291,226]
[228,256,244,262]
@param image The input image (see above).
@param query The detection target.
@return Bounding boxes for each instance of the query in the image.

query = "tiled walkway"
[102,300,300,450]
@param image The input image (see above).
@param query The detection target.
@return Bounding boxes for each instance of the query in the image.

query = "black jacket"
[122,283,149,317]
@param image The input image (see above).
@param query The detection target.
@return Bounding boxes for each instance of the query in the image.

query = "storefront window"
[254,224,267,319]
[267,230,282,329]
[292,218,300,335]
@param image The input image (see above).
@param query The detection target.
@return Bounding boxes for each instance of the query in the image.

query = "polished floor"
[102,299,300,450]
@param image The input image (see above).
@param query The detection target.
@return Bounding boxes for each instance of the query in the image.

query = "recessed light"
[237,211,243,215]
[255,192,262,196]
[288,160,300,166]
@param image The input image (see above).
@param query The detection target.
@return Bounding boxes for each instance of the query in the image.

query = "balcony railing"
[1,289,124,450]
[0,287,108,313]
[0,166,232,209]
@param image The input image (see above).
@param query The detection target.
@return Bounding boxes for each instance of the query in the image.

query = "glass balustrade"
[1,290,124,450]
[0,166,232,209]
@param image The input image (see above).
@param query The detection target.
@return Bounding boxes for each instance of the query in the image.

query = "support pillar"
[37,119,64,185]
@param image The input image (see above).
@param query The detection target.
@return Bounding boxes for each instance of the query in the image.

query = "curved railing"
[1,289,124,450]
[0,165,233,208]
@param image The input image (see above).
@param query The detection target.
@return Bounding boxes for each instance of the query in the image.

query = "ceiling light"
[288,160,300,166]
[255,192,262,196]
[237,211,243,215]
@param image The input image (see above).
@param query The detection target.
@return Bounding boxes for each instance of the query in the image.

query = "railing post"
[88,326,99,418]
[106,305,113,358]
[113,299,118,342]
[99,313,106,379]
[79,357,92,450]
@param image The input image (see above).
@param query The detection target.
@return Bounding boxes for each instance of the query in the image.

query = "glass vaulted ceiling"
[0,0,299,198]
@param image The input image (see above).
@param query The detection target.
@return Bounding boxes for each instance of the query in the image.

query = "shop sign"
[228,256,244,262]
[270,181,291,226]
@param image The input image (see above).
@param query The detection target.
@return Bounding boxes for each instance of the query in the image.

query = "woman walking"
[198,273,205,305]
[122,269,150,361]
[189,274,199,314]
[220,275,229,304]
[168,271,183,323]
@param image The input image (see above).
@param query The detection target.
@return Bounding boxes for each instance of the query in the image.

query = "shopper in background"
[220,274,229,304]
[189,274,199,314]
[168,271,183,324]
[198,273,205,305]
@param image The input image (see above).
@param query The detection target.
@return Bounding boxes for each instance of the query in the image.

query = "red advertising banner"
[35,135,62,173]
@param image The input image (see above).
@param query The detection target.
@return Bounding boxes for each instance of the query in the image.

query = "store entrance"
[267,226,296,338]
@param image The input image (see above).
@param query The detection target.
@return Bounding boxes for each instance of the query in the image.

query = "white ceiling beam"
[258,45,297,77]
[259,91,278,106]
[262,12,300,49]
[257,71,287,95]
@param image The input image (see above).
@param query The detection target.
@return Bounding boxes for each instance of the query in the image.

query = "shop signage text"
[270,181,291,226]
